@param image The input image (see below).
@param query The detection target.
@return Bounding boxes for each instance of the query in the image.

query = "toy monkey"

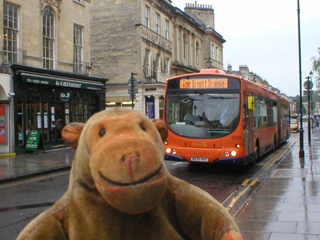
[17,108,243,240]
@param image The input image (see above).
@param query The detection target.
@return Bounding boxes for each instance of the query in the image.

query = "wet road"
[0,135,295,239]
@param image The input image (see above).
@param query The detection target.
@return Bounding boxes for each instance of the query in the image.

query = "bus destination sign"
[180,78,228,89]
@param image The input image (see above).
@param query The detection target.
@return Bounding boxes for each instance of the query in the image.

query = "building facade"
[0,0,108,154]
[90,0,225,119]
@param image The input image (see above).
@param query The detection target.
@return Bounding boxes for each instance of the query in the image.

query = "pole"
[297,0,304,157]
[307,81,311,145]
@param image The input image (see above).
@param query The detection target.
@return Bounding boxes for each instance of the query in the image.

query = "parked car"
[290,118,299,132]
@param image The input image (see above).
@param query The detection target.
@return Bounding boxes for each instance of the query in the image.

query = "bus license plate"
[191,157,209,162]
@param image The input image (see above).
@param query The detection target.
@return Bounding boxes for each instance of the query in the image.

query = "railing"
[2,48,27,65]
[73,61,90,76]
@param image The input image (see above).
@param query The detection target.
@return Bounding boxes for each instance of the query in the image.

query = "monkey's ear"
[62,122,85,149]
[152,119,168,142]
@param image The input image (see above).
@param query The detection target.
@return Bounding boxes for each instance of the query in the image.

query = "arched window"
[43,7,55,69]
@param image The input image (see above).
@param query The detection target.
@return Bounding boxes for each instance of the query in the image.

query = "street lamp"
[297,0,304,157]
[206,59,213,69]
[305,71,313,145]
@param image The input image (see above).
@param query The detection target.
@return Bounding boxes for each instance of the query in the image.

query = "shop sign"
[25,130,45,153]
[60,89,72,102]
[145,87,157,91]
[22,75,103,90]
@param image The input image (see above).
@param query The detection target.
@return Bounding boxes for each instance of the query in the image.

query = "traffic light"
[128,73,138,103]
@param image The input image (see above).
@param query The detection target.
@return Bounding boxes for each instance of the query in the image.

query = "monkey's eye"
[99,128,106,137]
[139,123,146,131]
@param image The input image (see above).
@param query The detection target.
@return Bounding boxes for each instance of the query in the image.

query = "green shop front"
[10,64,108,154]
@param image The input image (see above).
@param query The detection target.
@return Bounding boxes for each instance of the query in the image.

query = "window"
[156,13,160,34]
[216,46,219,62]
[196,42,200,65]
[183,34,188,60]
[43,7,55,69]
[71,92,83,122]
[74,24,83,74]
[145,5,150,28]
[156,54,160,81]
[164,58,170,75]
[165,19,169,39]
[211,44,215,60]
[3,3,19,64]
[145,49,151,78]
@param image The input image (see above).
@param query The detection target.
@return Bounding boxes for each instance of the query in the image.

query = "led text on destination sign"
[180,78,228,89]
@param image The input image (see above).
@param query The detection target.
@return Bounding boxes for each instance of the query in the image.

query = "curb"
[0,153,16,158]
[0,165,71,184]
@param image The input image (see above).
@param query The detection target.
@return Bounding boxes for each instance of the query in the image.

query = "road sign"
[304,80,313,90]
[128,78,138,87]
[303,90,313,96]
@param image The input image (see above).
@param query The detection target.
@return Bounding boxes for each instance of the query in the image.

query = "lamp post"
[297,0,304,157]
[305,71,313,145]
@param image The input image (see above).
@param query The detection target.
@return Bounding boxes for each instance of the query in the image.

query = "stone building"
[0,0,108,154]
[90,0,225,119]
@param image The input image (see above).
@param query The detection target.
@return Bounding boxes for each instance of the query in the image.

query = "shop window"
[71,92,84,122]
[43,98,49,142]
[84,100,88,122]
[88,95,99,117]
[159,96,164,120]
[26,88,41,133]
[17,97,24,146]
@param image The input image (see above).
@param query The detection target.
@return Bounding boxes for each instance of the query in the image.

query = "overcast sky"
[171,0,320,97]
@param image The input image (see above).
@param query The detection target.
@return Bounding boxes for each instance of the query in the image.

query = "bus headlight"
[224,151,230,157]
[166,148,171,154]
[235,144,240,148]
[172,149,177,154]
[231,151,237,157]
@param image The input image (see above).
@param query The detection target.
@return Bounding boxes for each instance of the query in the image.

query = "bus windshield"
[166,92,240,138]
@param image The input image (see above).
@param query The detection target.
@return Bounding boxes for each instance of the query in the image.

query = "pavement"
[0,128,319,239]
[236,127,320,240]
[0,147,75,183]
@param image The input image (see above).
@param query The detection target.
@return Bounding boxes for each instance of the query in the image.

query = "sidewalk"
[236,127,320,239]
[0,147,75,183]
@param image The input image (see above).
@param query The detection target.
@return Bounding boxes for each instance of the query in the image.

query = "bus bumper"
[165,154,188,162]
[214,155,252,165]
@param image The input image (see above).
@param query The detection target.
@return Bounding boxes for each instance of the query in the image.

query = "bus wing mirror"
[248,96,255,110]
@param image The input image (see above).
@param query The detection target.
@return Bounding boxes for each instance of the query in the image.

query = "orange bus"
[164,69,290,165]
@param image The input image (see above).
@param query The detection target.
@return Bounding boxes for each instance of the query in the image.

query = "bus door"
[244,95,255,156]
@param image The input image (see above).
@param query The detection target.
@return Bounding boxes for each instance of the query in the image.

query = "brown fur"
[17,108,243,240]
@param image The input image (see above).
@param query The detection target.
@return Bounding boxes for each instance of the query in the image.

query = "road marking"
[172,162,182,165]
[250,178,258,186]
[225,185,251,212]
[241,179,250,186]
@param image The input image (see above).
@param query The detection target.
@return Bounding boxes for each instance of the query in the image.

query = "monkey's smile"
[99,165,163,186]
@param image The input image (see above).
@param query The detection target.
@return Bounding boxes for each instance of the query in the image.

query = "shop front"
[10,64,108,154]
[105,82,165,119]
